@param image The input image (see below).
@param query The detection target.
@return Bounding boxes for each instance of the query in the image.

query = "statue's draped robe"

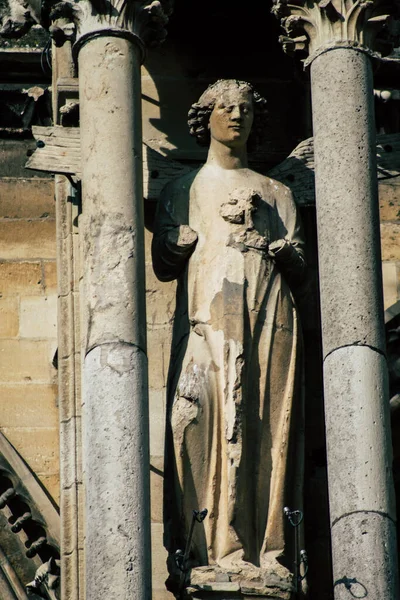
[152,165,305,571]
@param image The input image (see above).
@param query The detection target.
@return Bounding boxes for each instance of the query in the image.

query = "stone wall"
[145,223,176,599]
[0,147,59,503]
[380,178,400,309]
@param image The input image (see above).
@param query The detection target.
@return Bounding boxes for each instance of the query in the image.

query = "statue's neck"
[206,139,248,170]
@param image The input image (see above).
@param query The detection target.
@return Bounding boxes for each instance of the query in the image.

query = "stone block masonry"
[0,169,59,504]
[380,178,400,311]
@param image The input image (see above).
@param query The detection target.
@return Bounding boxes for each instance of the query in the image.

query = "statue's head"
[188,79,268,149]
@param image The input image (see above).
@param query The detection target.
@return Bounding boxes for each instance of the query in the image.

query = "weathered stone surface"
[58,293,75,360]
[146,262,176,326]
[0,296,18,337]
[60,485,78,555]
[0,383,58,427]
[43,260,58,293]
[0,430,61,595]
[55,175,73,240]
[60,415,79,489]
[57,232,73,297]
[381,222,400,261]
[84,344,151,599]
[311,49,385,357]
[382,262,399,309]
[58,355,75,421]
[331,513,398,599]
[0,178,54,218]
[0,261,42,295]
[0,339,56,382]
[1,426,59,481]
[0,220,56,260]
[324,346,395,522]
[150,455,164,523]
[149,388,166,458]
[151,523,171,594]
[153,80,305,586]
[19,294,57,338]
[273,0,398,59]
[61,550,80,600]
[79,36,146,353]
[147,326,172,390]
[78,33,152,600]
[379,180,400,221]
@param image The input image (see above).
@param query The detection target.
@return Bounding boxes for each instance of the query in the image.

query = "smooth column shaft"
[311,48,399,598]
[78,35,151,599]
[311,48,384,356]
[325,346,397,598]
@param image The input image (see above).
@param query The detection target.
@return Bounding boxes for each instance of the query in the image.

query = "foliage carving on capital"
[272,0,400,59]
[0,0,173,49]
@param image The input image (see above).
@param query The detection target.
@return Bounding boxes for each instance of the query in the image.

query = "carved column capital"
[0,0,173,59]
[272,0,400,63]
[50,0,173,57]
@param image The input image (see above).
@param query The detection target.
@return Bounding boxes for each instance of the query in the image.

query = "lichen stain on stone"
[209,278,244,341]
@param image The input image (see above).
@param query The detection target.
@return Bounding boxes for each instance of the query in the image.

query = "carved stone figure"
[26,557,61,599]
[152,80,306,596]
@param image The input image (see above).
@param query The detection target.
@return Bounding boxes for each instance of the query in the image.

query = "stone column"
[273,1,400,598]
[77,32,151,599]
[49,2,173,598]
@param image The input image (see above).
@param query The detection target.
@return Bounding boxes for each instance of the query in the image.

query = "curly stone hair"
[188,79,269,149]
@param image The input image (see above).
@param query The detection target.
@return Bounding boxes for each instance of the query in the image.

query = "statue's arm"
[152,181,198,282]
[269,186,306,286]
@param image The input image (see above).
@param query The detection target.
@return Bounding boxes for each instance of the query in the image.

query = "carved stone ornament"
[272,0,400,62]
[50,0,173,50]
[26,557,61,599]
[0,0,173,52]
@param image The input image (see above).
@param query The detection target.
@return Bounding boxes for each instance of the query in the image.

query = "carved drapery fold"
[272,0,400,61]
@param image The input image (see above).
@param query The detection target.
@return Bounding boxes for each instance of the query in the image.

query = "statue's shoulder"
[262,174,291,194]
[259,175,295,207]
[161,168,201,200]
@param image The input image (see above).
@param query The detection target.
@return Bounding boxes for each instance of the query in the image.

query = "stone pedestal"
[185,584,293,600]
[181,565,295,600]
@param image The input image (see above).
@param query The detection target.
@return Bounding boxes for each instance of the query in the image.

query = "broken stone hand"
[268,238,292,259]
[268,238,306,285]
[165,225,198,254]
[242,229,269,252]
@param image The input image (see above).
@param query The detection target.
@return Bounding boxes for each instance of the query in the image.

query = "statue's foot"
[187,560,296,599]
[189,551,293,588]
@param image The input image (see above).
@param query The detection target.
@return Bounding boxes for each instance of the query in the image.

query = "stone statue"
[152,79,306,597]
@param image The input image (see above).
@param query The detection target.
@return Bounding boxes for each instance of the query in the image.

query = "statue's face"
[208,86,254,148]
